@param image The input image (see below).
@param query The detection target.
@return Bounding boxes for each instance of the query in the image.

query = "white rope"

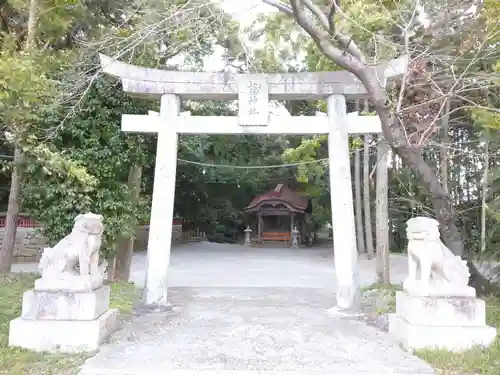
[176,158,329,169]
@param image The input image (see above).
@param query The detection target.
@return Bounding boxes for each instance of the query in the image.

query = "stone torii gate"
[99,54,406,313]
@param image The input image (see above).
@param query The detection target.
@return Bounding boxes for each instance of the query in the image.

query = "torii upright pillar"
[142,94,179,307]
[327,95,360,314]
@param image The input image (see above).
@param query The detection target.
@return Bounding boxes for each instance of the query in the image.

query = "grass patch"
[0,273,139,375]
[362,282,403,314]
[361,282,403,293]
[109,280,140,315]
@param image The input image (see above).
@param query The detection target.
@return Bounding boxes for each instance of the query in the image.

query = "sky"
[218,0,276,23]
[204,0,294,116]
[201,0,277,71]
[168,0,289,115]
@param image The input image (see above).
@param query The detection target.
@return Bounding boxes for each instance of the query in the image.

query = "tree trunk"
[0,148,23,273]
[375,136,390,285]
[25,0,39,50]
[363,136,375,259]
[354,147,366,254]
[440,100,450,193]
[113,164,143,281]
[480,136,489,253]
[106,256,116,282]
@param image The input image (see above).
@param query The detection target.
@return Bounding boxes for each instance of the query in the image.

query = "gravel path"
[79,287,434,375]
[14,242,434,375]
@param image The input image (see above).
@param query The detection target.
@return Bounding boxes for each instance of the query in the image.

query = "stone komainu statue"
[39,213,104,279]
[404,216,470,295]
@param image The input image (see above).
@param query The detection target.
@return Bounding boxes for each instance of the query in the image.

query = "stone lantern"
[244,226,252,246]
[292,226,300,248]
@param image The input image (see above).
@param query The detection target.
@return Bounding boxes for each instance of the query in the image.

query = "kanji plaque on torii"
[237,74,269,126]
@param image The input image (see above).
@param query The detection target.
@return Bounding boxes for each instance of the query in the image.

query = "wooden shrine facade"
[245,184,311,245]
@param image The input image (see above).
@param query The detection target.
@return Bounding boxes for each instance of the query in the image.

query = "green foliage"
[282,135,330,226]
[8,0,86,43]
[481,157,500,262]
[250,0,407,74]
[471,57,500,261]
[174,100,296,236]
[279,101,373,229]
[0,41,60,138]
[22,77,152,257]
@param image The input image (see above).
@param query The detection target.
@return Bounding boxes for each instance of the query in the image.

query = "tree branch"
[301,0,330,32]
[262,0,365,64]
[327,0,365,63]
[327,0,337,35]
[289,0,364,73]
[261,0,293,15]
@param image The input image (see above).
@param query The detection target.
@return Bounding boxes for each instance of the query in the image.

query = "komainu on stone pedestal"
[36,212,105,292]
[389,216,497,352]
[403,216,473,297]
[9,213,118,353]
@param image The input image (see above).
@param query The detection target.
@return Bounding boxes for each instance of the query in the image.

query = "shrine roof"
[245,184,309,213]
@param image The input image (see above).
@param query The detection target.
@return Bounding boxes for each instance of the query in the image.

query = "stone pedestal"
[389,291,497,352]
[9,283,117,353]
